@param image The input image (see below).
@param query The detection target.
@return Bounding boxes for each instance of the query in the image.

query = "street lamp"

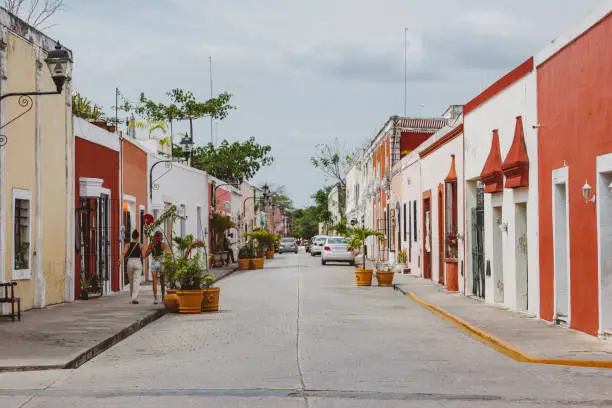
[0,41,72,146]
[149,137,194,200]
[44,41,72,93]
[179,133,194,162]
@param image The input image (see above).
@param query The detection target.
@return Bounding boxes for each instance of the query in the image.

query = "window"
[180,204,187,238]
[139,209,145,244]
[403,203,407,241]
[413,201,417,242]
[12,189,32,279]
[196,207,203,240]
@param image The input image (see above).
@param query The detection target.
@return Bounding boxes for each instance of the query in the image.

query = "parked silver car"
[321,237,355,265]
[310,236,328,256]
[279,237,298,254]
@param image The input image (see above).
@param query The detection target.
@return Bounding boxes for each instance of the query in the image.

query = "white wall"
[419,130,464,290]
[147,152,209,249]
[463,71,539,315]
[391,152,422,275]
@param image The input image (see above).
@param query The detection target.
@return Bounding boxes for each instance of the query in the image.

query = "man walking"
[224,235,235,265]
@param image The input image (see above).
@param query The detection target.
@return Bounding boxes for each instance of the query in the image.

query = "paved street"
[1,250,612,407]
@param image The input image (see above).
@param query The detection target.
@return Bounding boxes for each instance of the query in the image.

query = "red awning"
[480,129,503,193]
[502,116,529,189]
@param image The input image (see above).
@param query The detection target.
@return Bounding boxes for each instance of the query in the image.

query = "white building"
[327,185,341,234]
[146,149,209,248]
[463,58,539,315]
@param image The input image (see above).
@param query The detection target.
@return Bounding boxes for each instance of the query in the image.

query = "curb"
[393,285,612,369]
[0,308,166,373]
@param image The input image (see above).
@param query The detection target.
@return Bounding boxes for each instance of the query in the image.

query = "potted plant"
[201,273,220,312]
[397,249,409,274]
[238,240,264,270]
[248,230,273,259]
[347,227,385,287]
[376,262,394,287]
[174,255,206,313]
[79,271,91,300]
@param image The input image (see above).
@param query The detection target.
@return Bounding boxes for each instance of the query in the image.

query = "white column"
[64,74,74,302]
[33,47,45,308]
[0,29,7,314]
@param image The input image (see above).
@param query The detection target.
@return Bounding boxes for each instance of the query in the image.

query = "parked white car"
[321,237,355,265]
[310,236,328,256]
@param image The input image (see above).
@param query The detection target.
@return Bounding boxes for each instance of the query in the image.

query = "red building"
[74,118,121,297]
[121,138,149,279]
[537,7,612,336]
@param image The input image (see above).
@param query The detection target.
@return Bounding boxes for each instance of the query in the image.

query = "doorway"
[553,180,569,324]
[438,185,444,285]
[471,182,485,298]
[493,206,504,303]
[598,170,612,335]
[423,194,432,280]
[515,202,528,311]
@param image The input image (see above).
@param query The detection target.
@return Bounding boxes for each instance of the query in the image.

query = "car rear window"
[316,237,327,243]
[281,238,295,243]
[327,237,347,244]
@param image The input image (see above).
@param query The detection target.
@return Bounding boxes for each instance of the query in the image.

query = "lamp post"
[149,136,193,200]
[0,41,72,146]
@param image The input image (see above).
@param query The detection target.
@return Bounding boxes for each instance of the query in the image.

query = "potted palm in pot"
[347,227,385,286]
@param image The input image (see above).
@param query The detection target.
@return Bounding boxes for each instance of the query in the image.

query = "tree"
[291,206,320,238]
[311,138,354,215]
[72,92,104,121]
[312,187,332,224]
[119,88,235,155]
[4,0,63,29]
[178,137,273,184]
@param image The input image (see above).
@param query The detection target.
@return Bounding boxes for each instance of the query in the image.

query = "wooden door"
[438,185,444,285]
[423,192,432,280]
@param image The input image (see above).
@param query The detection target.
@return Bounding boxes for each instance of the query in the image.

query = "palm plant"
[347,227,385,269]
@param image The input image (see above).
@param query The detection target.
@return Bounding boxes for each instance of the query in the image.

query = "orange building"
[536,7,612,336]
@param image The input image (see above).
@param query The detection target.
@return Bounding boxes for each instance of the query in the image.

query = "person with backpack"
[121,229,144,304]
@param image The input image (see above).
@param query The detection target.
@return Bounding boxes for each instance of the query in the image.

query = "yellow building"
[0,10,74,310]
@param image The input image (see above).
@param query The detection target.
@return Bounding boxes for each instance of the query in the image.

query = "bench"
[0,282,21,322]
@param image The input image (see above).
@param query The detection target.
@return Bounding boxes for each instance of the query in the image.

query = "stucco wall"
[75,137,120,294]
[2,31,70,309]
[420,134,464,289]
[537,13,612,335]
[391,153,422,275]
[148,152,209,251]
[463,71,539,314]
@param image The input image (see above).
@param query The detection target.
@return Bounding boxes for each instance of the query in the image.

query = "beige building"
[0,11,73,310]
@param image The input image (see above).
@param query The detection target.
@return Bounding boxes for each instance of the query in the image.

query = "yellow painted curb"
[405,292,612,369]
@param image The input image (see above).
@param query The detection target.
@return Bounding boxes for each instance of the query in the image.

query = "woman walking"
[121,230,144,304]
[145,230,171,304]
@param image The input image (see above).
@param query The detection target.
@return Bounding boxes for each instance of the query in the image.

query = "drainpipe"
[64,64,74,302]
[0,30,7,311]
[34,48,45,308]
[118,116,124,292]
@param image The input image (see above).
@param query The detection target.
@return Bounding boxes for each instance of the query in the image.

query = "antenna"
[209,56,213,144]
[404,27,408,117]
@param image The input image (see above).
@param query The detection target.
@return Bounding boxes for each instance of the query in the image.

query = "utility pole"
[209,56,213,144]
[404,27,408,117]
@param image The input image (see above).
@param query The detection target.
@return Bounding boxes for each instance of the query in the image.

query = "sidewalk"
[393,275,612,367]
[0,263,239,372]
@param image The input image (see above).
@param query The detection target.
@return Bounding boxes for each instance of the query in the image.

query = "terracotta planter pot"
[266,250,274,259]
[376,271,395,287]
[163,289,178,313]
[239,258,253,270]
[445,260,459,292]
[176,289,204,314]
[201,287,220,312]
[354,269,373,286]
[253,257,265,269]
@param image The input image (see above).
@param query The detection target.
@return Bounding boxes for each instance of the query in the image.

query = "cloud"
[44,0,600,207]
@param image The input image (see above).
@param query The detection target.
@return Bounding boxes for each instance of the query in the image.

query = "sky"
[43,0,600,208]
